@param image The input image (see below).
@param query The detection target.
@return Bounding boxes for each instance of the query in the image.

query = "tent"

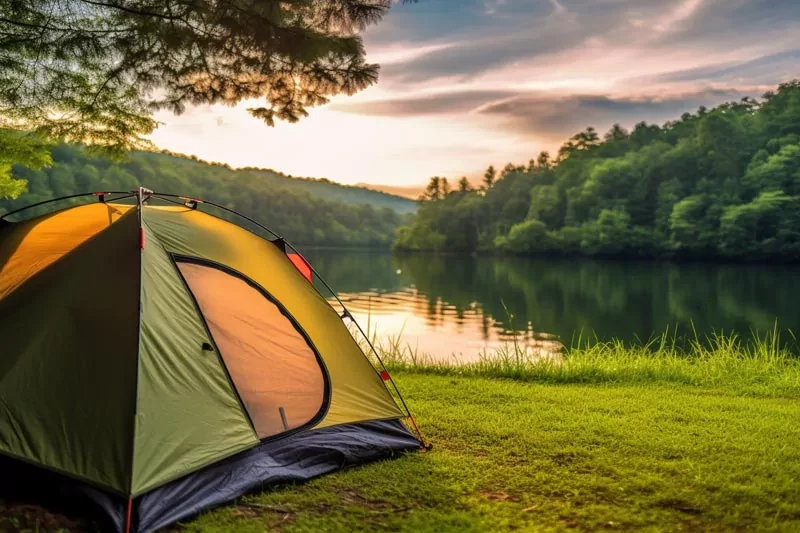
[0,188,426,532]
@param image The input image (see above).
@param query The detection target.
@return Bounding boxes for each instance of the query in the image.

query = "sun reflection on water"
[331,288,562,363]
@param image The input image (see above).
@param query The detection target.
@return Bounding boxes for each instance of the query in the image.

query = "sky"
[149,0,800,189]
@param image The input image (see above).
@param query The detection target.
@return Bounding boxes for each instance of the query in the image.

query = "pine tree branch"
[76,0,186,22]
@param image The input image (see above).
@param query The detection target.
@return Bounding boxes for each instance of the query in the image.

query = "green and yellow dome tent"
[0,188,427,533]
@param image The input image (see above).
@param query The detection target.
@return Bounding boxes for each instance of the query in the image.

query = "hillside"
[396,80,800,261]
[0,144,414,248]
[141,151,417,214]
[235,167,418,214]
[354,182,425,200]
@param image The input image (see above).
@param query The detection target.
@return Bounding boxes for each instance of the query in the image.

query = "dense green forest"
[0,145,414,248]
[395,80,800,261]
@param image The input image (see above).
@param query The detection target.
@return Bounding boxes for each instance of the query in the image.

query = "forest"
[395,80,800,261]
[0,145,413,248]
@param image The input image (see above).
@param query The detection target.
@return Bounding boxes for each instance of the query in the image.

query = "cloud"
[636,49,800,87]
[373,2,620,85]
[548,0,566,15]
[651,0,704,34]
[367,0,800,89]
[331,85,764,143]
[476,89,759,141]
[653,0,800,46]
[330,90,516,116]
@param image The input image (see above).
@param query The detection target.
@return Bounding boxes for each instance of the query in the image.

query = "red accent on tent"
[287,253,312,283]
[380,370,390,381]
[125,498,133,533]
[139,227,146,249]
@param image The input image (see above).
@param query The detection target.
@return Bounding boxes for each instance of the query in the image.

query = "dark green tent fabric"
[0,209,140,493]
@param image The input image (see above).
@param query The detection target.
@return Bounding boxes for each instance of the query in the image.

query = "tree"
[527,185,563,228]
[458,176,472,192]
[504,219,550,253]
[668,195,714,251]
[588,209,631,254]
[0,0,399,152]
[719,190,792,254]
[421,176,442,201]
[0,131,52,199]
[482,165,497,190]
[630,122,662,148]
[742,144,800,197]
[571,127,600,151]
[604,124,629,142]
[536,151,552,170]
[440,177,451,197]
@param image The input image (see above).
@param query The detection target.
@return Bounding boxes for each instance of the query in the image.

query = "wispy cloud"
[548,0,566,15]
[635,49,800,87]
[652,0,704,34]
[474,89,759,141]
[332,87,760,143]
[330,90,516,116]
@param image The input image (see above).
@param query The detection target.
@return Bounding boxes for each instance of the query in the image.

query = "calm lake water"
[302,250,800,362]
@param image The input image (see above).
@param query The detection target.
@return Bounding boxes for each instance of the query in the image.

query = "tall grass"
[359,322,800,398]
[346,297,799,396]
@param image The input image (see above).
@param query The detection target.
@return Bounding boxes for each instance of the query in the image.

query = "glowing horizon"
[148,0,800,188]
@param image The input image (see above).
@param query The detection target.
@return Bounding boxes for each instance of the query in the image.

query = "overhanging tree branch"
[0,0,399,151]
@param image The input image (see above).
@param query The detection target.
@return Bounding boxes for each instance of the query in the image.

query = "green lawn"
[2,345,799,532]
[185,369,800,533]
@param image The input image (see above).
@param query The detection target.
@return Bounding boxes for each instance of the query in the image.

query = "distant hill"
[148,151,417,214]
[355,182,426,200]
[1,144,414,248]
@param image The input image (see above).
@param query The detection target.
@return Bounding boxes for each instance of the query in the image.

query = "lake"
[302,250,800,362]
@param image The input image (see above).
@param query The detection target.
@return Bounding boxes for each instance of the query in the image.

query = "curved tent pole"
[151,192,282,240]
[0,191,134,221]
[150,192,429,448]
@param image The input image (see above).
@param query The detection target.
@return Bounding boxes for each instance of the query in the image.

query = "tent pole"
[0,191,133,220]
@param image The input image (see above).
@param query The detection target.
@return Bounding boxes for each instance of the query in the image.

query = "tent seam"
[129,198,145,506]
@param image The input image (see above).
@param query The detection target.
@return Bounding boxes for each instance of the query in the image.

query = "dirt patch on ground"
[478,491,521,503]
[655,498,704,515]
[0,501,88,532]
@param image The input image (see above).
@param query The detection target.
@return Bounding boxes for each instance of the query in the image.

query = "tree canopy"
[0,130,52,198]
[395,80,800,262]
[0,0,394,152]
[0,0,404,198]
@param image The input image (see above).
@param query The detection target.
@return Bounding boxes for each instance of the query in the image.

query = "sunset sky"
[149,0,800,188]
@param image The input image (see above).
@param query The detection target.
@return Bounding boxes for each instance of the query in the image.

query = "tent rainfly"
[0,188,426,533]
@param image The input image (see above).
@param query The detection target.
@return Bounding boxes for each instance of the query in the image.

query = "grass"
[2,334,799,532]
[369,325,800,399]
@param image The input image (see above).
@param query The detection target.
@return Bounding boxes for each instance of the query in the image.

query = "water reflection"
[303,250,800,362]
